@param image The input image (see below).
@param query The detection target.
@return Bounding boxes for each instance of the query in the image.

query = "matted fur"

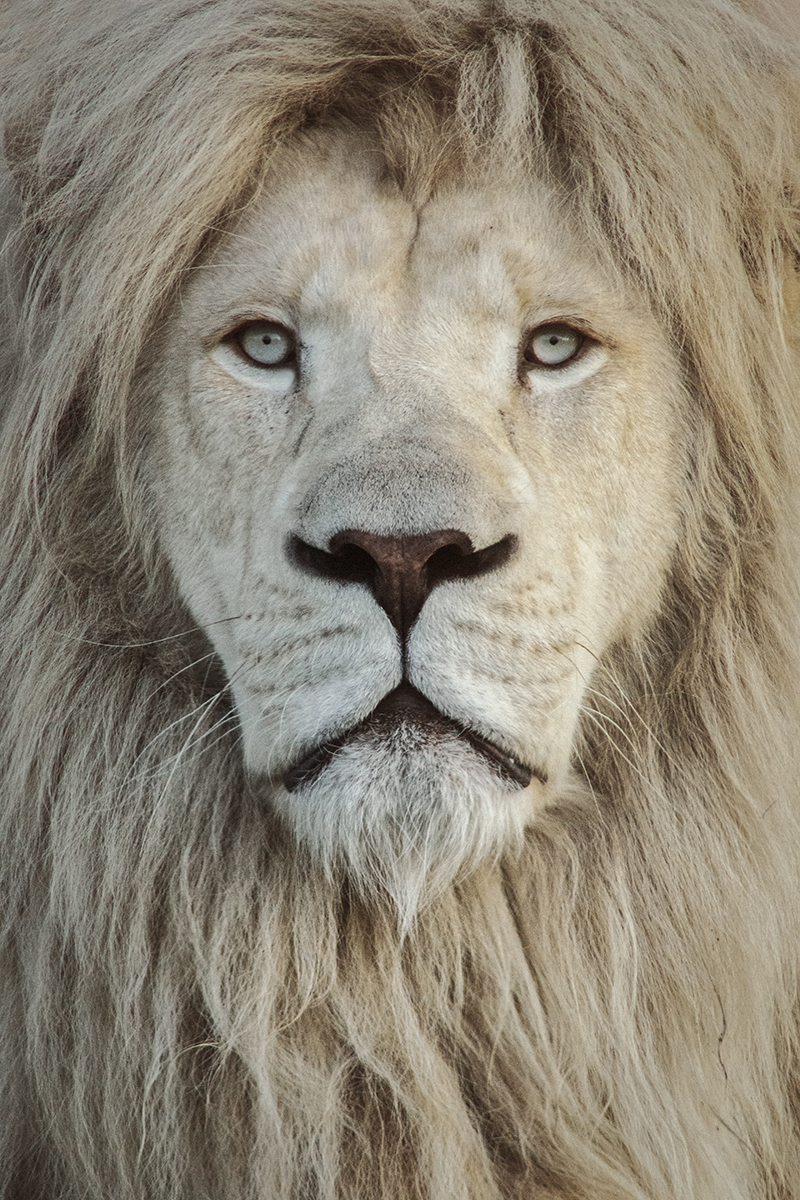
[3,1,800,1197]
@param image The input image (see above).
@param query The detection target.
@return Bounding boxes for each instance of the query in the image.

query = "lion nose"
[288,529,517,641]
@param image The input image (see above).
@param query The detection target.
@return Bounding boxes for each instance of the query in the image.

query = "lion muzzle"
[283,529,535,790]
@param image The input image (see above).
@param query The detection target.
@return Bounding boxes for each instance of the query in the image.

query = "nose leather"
[288,528,517,641]
[328,528,472,639]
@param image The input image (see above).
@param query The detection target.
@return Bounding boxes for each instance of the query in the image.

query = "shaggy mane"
[3,2,800,1197]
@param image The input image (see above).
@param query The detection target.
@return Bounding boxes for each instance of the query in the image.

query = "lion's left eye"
[523,324,584,367]
[233,320,296,367]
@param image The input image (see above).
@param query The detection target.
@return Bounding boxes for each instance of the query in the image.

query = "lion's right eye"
[523,324,584,368]
[233,320,296,367]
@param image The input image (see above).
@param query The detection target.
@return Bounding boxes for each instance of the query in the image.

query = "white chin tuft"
[271,720,534,934]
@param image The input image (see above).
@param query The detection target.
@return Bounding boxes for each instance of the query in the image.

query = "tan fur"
[2,2,800,1197]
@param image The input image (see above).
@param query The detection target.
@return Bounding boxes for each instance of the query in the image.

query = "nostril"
[426,533,517,589]
[286,534,377,587]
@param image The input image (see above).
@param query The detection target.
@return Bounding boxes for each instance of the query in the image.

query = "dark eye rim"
[225,318,299,369]
[519,322,591,372]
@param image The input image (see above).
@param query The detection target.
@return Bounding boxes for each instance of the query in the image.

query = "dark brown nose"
[288,529,517,641]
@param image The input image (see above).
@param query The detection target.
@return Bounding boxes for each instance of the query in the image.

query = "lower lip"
[283,685,540,792]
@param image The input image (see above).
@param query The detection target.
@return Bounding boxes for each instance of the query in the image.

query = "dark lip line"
[282,684,546,793]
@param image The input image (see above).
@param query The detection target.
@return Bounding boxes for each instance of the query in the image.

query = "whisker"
[578,706,651,786]
[68,613,247,651]
[562,634,674,764]
[150,650,223,696]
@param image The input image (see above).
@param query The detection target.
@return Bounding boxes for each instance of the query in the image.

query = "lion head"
[2,1,800,1198]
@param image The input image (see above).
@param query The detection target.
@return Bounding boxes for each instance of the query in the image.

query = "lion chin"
[277,682,537,927]
[4,1,800,1198]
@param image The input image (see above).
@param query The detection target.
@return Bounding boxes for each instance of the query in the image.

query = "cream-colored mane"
[2,2,800,1198]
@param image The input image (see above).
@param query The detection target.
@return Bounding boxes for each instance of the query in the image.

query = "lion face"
[149,126,684,905]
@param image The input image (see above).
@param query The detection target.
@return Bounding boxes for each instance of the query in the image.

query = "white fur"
[152,130,684,866]
[2,2,800,1197]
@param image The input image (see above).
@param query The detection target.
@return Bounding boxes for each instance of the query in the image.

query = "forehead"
[188,125,623,326]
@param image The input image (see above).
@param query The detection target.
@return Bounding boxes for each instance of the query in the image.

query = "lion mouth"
[282,682,541,792]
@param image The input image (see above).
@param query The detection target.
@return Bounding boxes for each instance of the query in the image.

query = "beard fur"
[271,721,532,935]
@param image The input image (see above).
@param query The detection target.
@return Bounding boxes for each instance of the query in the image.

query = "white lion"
[2,1,800,1198]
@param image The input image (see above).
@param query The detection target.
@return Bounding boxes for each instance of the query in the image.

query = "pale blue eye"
[236,321,295,366]
[525,324,582,367]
